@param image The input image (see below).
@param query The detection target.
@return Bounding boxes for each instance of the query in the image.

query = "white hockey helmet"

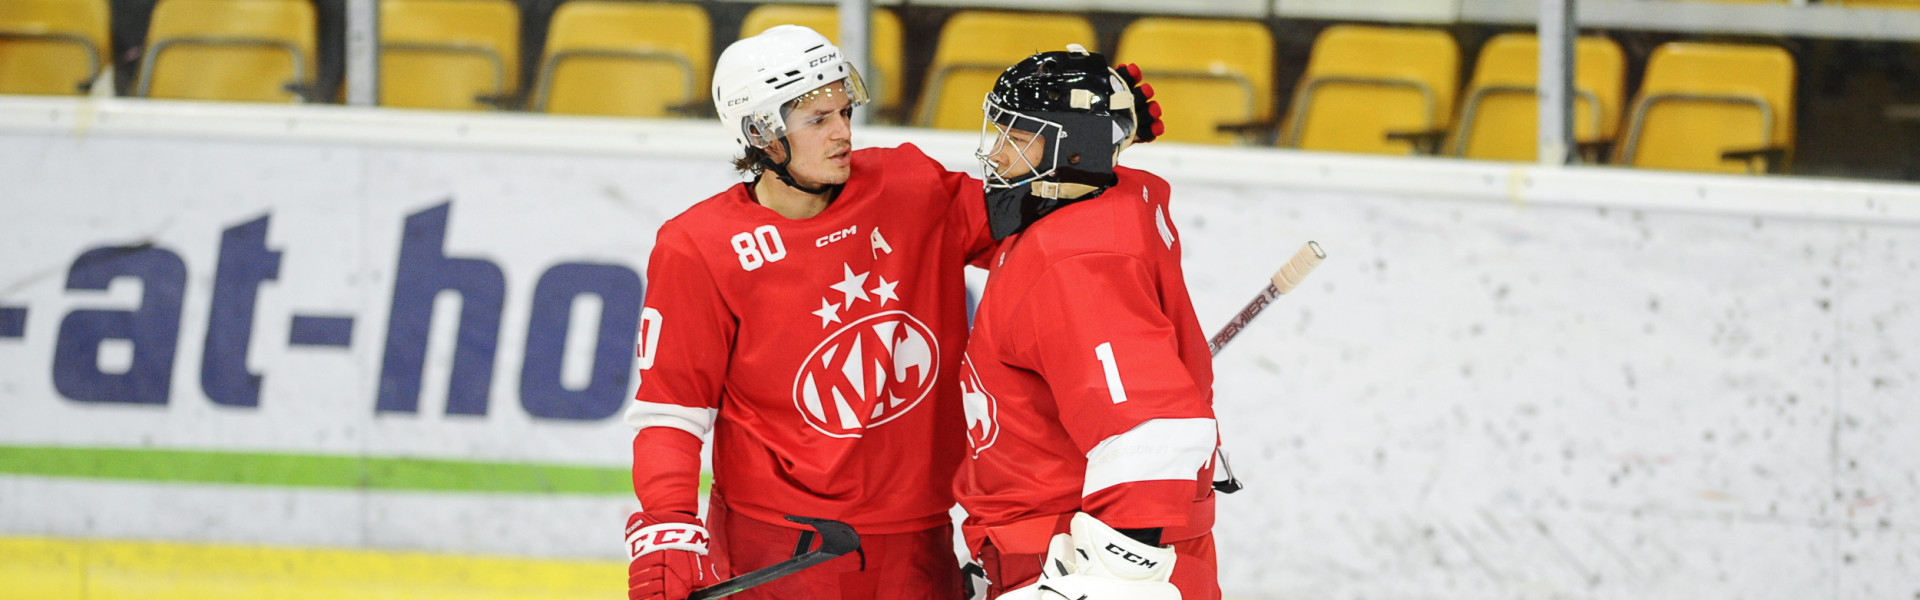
[712,25,871,150]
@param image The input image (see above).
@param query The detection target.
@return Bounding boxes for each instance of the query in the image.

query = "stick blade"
[687,516,861,600]
[783,515,860,556]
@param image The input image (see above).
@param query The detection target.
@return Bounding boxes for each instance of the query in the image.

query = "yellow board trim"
[0,537,624,600]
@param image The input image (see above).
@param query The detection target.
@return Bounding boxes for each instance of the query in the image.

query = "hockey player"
[621,25,996,600]
[954,47,1217,600]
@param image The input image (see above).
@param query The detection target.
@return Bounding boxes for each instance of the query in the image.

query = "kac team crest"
[959,357,998,456]
[792,310,939,438]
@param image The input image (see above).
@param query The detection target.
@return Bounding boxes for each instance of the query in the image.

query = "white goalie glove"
[997,513,1181,600]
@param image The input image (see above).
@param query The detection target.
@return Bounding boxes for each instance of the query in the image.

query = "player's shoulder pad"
[656,185,746,243]
[648,216,698,255]
[890,142,930,160]
[1028,175,1175,260]
[865,142,941,173]
[857,143,952,197]
[1113,166,1171,198]
[676,182,751,214]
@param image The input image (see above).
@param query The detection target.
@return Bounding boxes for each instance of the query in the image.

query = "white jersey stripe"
[1082,418,1217,497]
[624,400,718,438]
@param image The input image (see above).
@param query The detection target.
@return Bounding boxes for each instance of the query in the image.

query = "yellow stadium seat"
[740,5,905,121]
[0,0,109,95]
[1616,42,1795,174]
[1451,33,1626,161]
[915,11,1096,131]
[1833,0,1920,7]
[1282,25,1460,155]
[379,0,519,111]
[138,0,317,103]
[1115,17,1274,146]
[534,1,709,118]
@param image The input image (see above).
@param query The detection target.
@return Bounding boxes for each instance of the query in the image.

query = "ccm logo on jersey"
[627,523,710,557]
[817,225,858,247]
[1103,543,1162,569]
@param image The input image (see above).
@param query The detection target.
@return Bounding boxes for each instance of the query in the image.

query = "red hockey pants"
[707,498,963,600]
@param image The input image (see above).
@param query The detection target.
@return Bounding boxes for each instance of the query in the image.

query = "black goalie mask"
[977,45,1141,240]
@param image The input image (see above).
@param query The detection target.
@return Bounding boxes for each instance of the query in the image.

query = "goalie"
[955,46,1217,600]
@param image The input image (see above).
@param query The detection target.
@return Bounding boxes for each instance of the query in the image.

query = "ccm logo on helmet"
[726,96,749,107]
[816,225,858,247]
[809,52,840,68]
[1103,543,1161,569]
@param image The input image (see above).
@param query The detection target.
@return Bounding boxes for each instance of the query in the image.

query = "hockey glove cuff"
[626,511,720,600]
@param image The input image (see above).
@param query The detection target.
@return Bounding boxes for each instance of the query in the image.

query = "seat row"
[0,0,1796,174]
[0,0,912,115]
[1689,0,1918,5]
[912,17,1797,175]
[1286,26,1797,175]
[0,0,713,113]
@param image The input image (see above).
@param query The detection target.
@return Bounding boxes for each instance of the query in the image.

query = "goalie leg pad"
[996,513,1181,600]
[1066,512,1177,581]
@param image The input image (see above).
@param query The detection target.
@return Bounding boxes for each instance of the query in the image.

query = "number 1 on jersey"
[1094,342,1129,404]
[732,225,788,271]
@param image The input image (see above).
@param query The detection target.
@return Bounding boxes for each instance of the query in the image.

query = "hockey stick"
[1206,241,1325,356]
[1204,241,1324,494]
[688,516,861,600]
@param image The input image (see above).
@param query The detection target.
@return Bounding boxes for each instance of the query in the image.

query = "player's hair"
[733,146,768,175]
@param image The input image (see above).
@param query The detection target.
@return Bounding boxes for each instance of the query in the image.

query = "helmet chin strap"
[1029,180,1103,200]
[758,138,837,196]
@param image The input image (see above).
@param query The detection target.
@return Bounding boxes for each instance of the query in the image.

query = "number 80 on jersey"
[732,225,787,271]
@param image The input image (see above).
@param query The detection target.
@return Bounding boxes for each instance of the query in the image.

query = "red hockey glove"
[627,511,720,600]
[1114,63,1165,143]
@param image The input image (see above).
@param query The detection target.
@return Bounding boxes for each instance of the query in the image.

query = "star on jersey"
[812,298,842,327]
[871,276,899,306]
[829,264,871,308]
[813,264,907,328]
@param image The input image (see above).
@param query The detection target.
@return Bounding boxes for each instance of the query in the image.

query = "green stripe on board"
[0,446,709,495]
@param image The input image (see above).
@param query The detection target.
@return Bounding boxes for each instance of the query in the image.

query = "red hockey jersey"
[956,167,1217,549]
[631,144,994,534]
